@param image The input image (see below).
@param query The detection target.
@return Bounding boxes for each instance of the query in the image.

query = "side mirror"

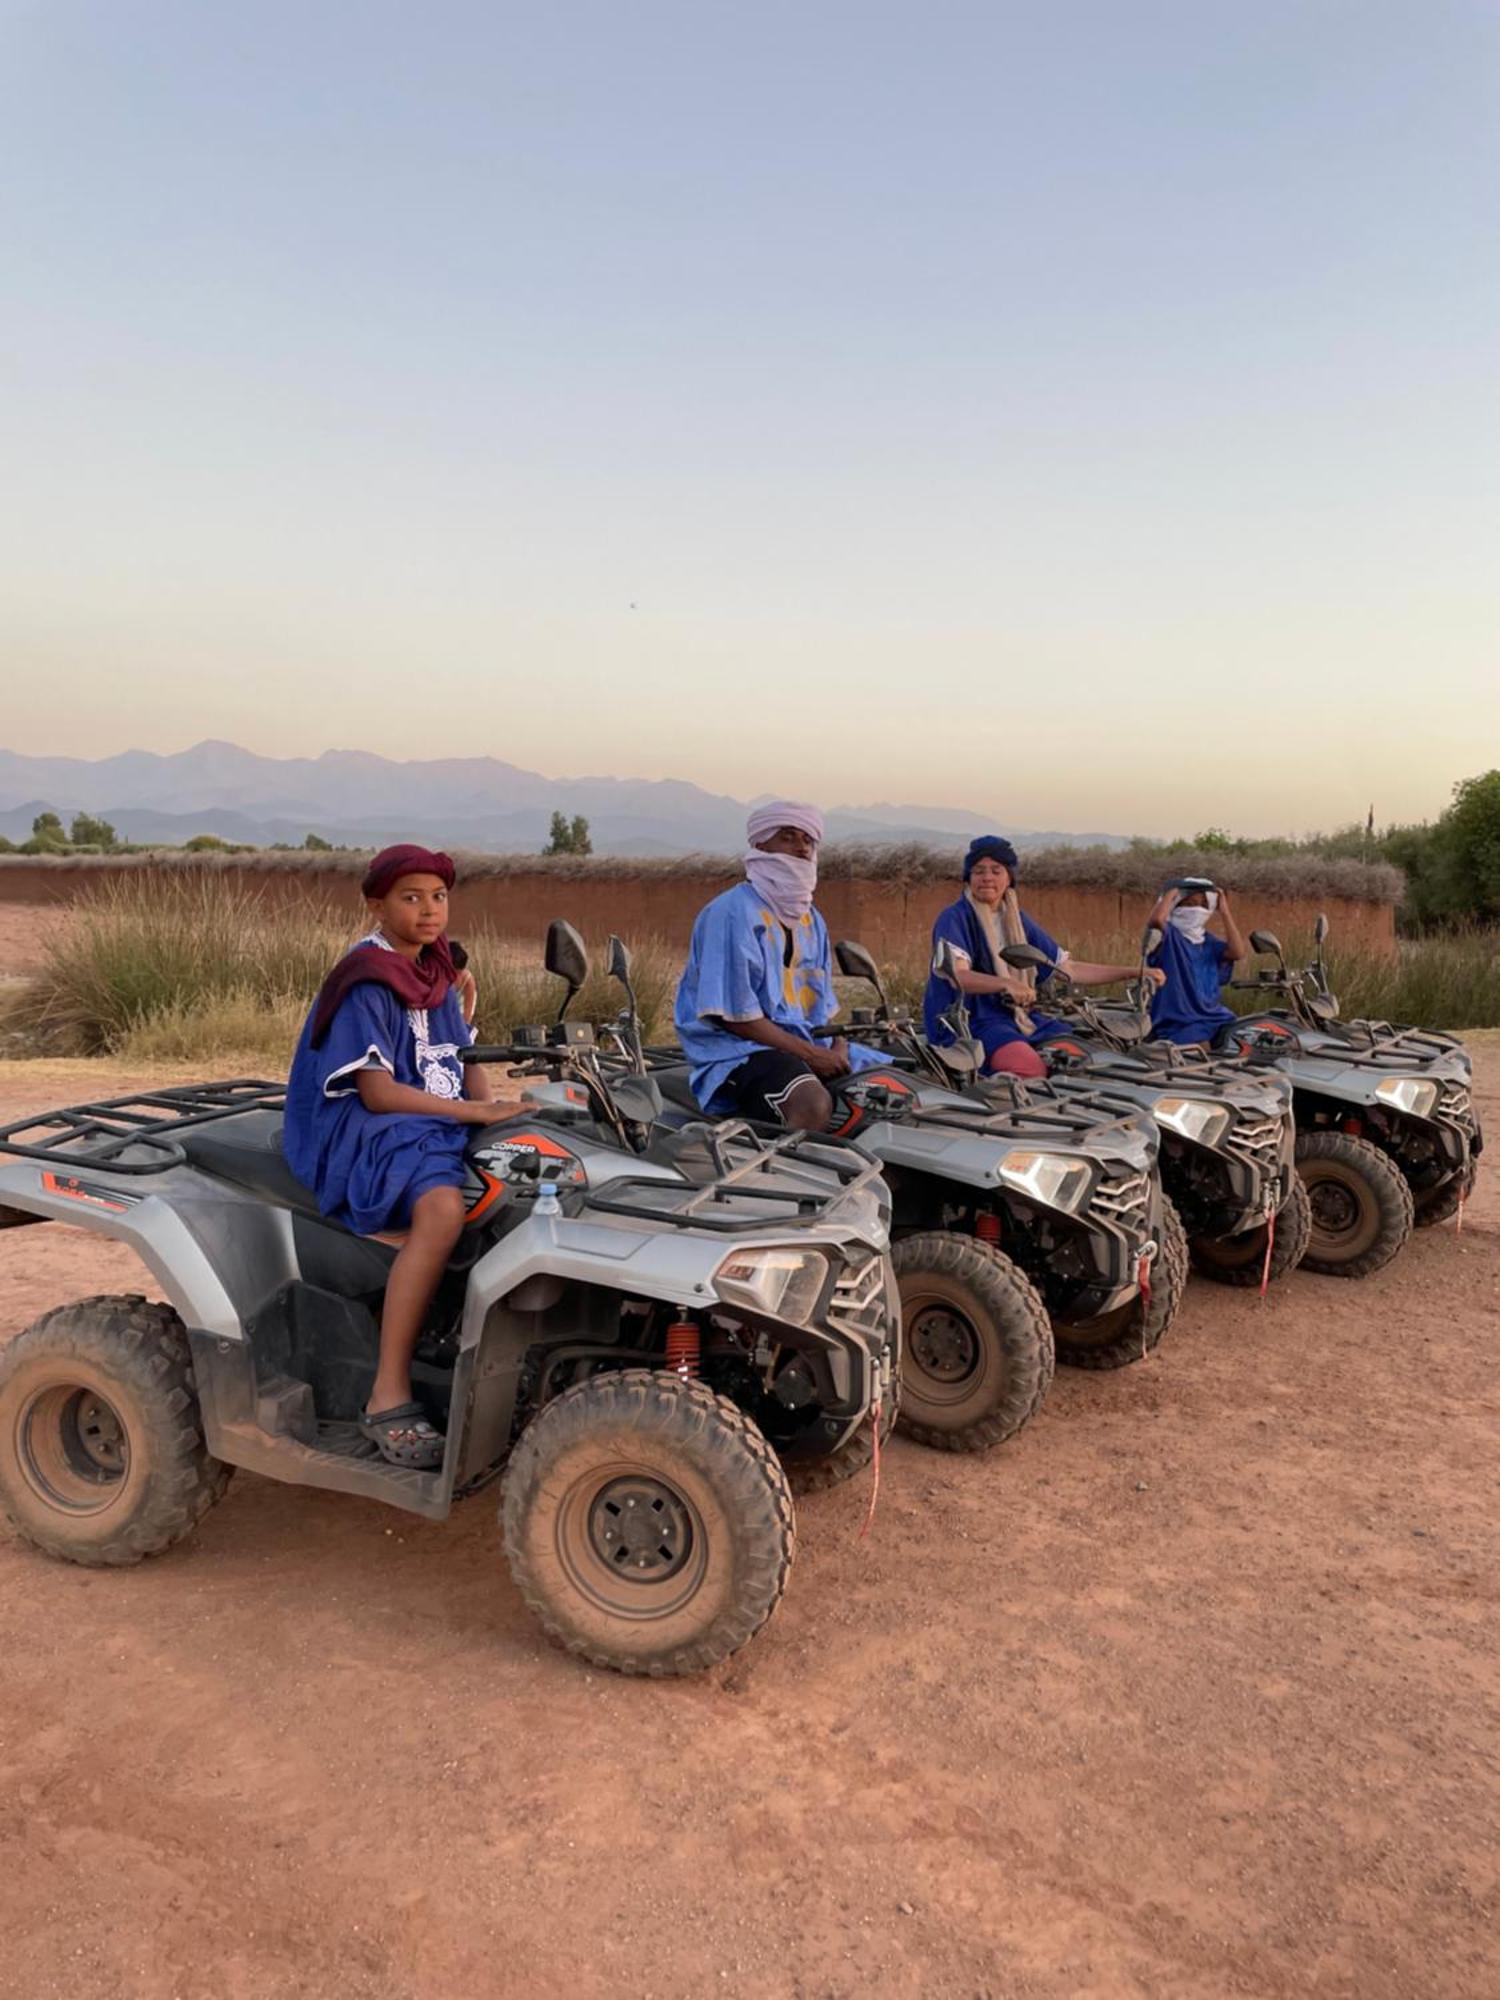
[1142,924,1163,957]
[611,1072,662,1125]
[1313,913,1329,946]
[544,920,589,1019]
[933,938,964,988]
[836,932,892,1000]
[606,934,633,984]
[1249,929,1282,958]
[1000,942,1050,972]
[835,938,882,989]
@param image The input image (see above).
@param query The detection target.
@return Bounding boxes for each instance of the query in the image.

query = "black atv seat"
[177,1110,328,1220]
[652,1065,704,1114]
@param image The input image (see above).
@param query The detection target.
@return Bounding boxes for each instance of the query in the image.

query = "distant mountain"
[0,742,1130,856]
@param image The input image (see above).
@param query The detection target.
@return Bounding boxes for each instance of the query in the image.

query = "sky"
[2,0,1496,838]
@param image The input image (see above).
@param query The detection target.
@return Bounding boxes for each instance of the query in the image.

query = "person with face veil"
[922,836,1161,1079]
[673,801,885,1131]
[1144,877,1248,1047]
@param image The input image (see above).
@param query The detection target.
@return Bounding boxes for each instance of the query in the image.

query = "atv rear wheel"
[502,1369,794,1676]
[1054,1196,1188,1370]
[0,1294,232,1566]
[1295,1131,1413,1277]
[1413,1155,1478,1228]
[1190,1174,1313,1288]
[892,1233,1053,1451]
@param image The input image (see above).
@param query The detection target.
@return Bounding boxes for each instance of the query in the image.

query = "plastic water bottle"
[534,1178,562,1220]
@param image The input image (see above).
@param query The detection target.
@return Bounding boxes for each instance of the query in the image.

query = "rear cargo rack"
[0,1080,286,1175]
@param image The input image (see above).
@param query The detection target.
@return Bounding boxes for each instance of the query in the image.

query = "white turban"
[746,799,825,848]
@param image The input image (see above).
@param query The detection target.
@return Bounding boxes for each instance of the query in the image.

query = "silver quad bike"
[985,928,1311,1290]
[1220,915,1482,1254]
[641,938,1176,1449]
[0,923,898,1678]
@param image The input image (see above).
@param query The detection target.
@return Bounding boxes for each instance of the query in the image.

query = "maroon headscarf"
[309,846,462,1047]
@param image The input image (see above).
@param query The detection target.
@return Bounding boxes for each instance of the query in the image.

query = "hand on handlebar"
[1142,967,1167,990]
[803,1036,853,1079]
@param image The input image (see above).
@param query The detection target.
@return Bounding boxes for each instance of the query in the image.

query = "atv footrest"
[315,1419,381,1460]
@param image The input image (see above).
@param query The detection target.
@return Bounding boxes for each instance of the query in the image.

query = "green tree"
[70,812,118,850]
[31,810,66,845]
[1437,770,1500,923]
[543,812,593,856]
[185,833,230,852]
[303,832,333,851]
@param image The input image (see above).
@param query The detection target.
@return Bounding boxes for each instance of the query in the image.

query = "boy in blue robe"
[1145,877,1247,1046]
[284,844,496,1467]
[923,836,1160,1077]
[675,799,885,1131]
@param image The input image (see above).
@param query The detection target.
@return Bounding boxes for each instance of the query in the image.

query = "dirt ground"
[1,1051,1497,2000]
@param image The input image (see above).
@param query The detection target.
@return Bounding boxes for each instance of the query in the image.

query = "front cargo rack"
[0,1080,286,1175]
[586,1119,887,1231]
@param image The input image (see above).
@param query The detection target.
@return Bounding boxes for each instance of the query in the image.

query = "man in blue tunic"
[675,799,884,1131]
[1145,877,1248,1046]
[923,836,1160,1078]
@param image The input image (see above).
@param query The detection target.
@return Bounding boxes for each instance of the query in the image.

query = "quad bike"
[635,936,1179,1426]
[0,923,899,1678]
[980,928,1311,1290]
[1217,916,1482,1256]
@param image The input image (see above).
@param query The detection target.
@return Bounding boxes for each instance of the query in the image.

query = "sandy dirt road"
[0,1051,1497,2000]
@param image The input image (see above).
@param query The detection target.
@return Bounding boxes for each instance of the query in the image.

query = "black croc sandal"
[359,1402,445,1469]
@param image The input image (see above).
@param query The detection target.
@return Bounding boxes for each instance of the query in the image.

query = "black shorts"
[714,1049,824,1125]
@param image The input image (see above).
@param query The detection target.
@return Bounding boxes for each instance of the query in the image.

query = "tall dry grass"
[6,877,1496,1064]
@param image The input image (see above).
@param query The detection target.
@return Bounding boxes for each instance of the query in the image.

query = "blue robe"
[1149,926,1234,1046]
[284,978,474,1235]
[922,896,1067,1056]
[674,881,885,1111]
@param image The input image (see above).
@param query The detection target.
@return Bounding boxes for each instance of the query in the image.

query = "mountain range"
[0,742,1129,857]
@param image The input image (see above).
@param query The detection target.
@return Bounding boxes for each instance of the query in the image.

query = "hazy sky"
[3,1,1495,836]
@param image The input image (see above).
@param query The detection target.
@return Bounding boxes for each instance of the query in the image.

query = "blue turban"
[963,835,1019,881]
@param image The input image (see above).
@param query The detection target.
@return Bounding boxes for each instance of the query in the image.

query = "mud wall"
[0,858,1400,958]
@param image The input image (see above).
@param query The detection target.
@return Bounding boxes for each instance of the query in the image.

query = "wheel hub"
[1310,1180,1361,1236]
[910,1306,979,1383]
[587,1475,694,1582]
[19,1384,130,1513]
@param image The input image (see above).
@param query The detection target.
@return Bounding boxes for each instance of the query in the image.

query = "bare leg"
[775,1075,835,1132]
[368,1185,466,1414]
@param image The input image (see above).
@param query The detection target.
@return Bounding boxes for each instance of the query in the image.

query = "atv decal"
[470,1133,587,1188]
[39,1171,140,1213]
[828,1071,916,1138]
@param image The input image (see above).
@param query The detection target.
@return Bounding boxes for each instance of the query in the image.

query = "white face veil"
[743,799,824,921]
[1169,888,1218,944]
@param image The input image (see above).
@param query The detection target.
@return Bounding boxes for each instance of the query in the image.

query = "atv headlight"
[1154,1096,1233,1148]
[1375,1076,1439,1118]
[714,1247,829,1325]
[998,1149,1092,1213]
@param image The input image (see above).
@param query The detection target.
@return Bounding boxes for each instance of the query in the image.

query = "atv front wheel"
[1190,1174,1313,1288]
[784,1395,897,1497]
[1413,1155,1478,1229]
[1054,1196,1189,1370]
[893,1233,1053,1451]
[1295,1131,1413,1277]
[502,1370,794,1676]
[0,1294,232,1566]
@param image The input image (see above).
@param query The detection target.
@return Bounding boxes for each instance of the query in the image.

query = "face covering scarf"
[1169,891,1218,946]
[744,849,818,921]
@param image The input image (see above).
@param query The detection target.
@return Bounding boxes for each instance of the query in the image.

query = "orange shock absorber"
[665,1319,700,1379]
[975,1211,1002,1245]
